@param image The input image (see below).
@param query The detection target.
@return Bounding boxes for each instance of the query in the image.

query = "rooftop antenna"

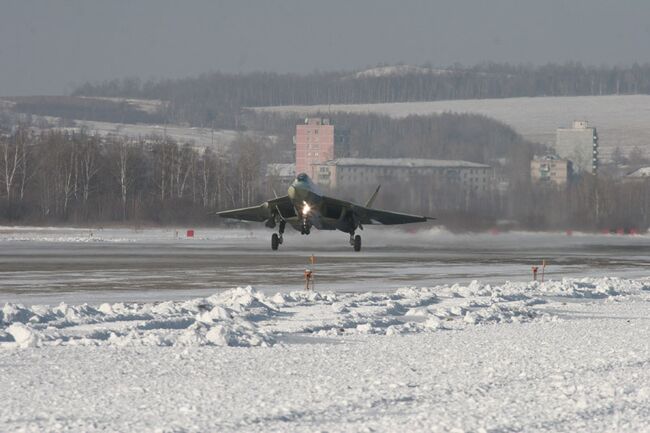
[328,87,331,115]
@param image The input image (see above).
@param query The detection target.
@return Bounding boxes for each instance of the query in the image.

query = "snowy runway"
[3,226,650,304]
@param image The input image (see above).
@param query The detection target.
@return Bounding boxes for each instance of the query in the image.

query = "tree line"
[2,110,650,231]
[73,62,650,128]
[0,128,268,224]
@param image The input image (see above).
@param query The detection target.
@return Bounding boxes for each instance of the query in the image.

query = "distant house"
[266,163,295,188]
[624,167,650,181]
[531,155,573,186]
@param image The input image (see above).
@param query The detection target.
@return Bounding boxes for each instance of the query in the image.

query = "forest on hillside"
[73,62,650,128]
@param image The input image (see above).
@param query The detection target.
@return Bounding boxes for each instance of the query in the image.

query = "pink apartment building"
[295,118,335,177]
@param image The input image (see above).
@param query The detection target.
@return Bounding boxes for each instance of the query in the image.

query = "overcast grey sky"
[1,0,649,96]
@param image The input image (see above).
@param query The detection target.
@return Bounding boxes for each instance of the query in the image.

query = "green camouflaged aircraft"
[217,173,434,251]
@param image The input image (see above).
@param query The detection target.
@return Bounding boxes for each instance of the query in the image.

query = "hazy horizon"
[2,0,650,96]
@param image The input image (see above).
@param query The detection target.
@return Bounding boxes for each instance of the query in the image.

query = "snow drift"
[2,277,648,350]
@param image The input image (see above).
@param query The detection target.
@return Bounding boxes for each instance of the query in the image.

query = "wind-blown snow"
[1,277,650,431]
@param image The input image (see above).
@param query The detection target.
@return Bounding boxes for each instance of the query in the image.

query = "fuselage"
[286,173,345,232]
[288,172,323,206]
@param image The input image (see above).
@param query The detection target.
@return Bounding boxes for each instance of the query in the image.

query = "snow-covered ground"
[60,120,273,153]
[1,277,650,432]
[3,227,650,431]
[77,96,169,114]
[251,94,650,158]
[2,113,273,153]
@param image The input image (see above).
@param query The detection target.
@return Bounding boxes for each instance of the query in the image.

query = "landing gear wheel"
[278,220,285,245]
[353,235,361,252]
[271,233,279,250]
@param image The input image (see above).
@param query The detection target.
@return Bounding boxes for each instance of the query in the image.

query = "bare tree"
[79,133,100,209]
[0,127,28,201]
[107,136,136,220]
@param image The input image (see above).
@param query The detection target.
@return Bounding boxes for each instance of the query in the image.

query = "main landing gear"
[271,220,285,251]
[350,232,362,252]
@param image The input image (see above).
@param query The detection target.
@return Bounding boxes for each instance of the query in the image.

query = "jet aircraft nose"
[289,172,311,200]
[289,172,324,202]
[288,181,308,200]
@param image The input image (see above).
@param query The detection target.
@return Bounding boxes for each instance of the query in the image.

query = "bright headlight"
[302,201,311,216]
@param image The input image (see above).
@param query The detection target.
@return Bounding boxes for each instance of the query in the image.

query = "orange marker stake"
[308,255,316,290]
[304,269,313,290]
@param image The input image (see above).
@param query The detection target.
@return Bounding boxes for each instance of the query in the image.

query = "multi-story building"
[555,120,599,174]
[531,155,573,186]
[294,118,348,177]
[311,158,492,192]
[294,118,335,177]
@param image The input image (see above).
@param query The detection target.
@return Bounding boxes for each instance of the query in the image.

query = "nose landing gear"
[300,219,311,235]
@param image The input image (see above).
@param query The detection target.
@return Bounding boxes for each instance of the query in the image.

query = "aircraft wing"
[321,196,434,225]
[217,196,294,222]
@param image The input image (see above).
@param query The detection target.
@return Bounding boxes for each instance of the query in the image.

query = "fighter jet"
[217,173,434,251]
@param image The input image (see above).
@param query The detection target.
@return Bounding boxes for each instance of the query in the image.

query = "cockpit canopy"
[296,173,309,182]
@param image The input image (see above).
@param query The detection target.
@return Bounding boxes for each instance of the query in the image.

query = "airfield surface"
[1,227,650,432]
[2,226,650,304]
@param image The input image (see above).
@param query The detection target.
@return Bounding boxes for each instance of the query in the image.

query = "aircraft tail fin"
[365,185,381,208]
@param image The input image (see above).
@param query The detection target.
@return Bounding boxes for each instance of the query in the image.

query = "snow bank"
[6,323,40,348]
[536,277,650,298]
[0,286,275,348]
[2,277,646,350]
